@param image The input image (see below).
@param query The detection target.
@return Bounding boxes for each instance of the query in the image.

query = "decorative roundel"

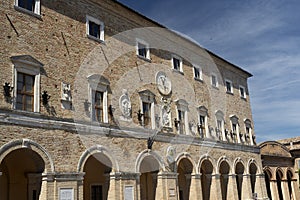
[156,71,172,95]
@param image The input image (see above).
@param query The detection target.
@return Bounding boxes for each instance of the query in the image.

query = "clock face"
[156,71,172,95]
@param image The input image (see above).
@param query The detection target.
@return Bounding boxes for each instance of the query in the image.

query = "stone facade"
[0,0,268,199]
[260,141,300,200]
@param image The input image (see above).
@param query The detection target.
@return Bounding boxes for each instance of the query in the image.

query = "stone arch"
[246,158,261,174]
[217,156,231,200]
[233,157,246,174]
[197,154,216,174]
[135,149,164,173]
[217,156,231,173]
[276,167,285,179]
[0,139,54,173]
[234,158,245,200]
[286,167,295,179]
[276,167,284,200]
[175,152,196,174]
[176,153,195,200]
[198,155,216,200]
[263,167,272,199]
[77,145,119,172]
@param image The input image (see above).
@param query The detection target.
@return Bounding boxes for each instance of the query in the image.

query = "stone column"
[107,172,122,200]
[227,174,238,200]
[189,173,202,200]
[291,179,300,200]
[255,173,269,199]
[280,179,290,200]
[155,171,178,200]
[270,179,279,200]
[40,173,55,200]
[210,174,222,200]
[241,174,252,200]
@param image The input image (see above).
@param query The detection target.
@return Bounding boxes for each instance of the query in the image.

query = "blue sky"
[118,0,300,143]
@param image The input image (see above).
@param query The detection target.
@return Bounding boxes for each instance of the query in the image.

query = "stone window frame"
[14,0,41,17]
[136,38,151,61]
[198,106,208,138]
[171,54,183,73]
[211,73,218,88]
[239,85,246,99]
[225,79,233,94]
[139,89,155,129]
[86,15,105,43]
[175,99,189,135]
[87,74,109,123]
[193,64,203,81]
[215,110,225,141]
[244,119,253,145]
[11,55,42,113]
[230,115,240,143]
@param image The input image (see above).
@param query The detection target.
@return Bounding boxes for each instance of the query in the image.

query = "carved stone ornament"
[161,97,172,128]
[166,146,176,172]
[156,71,172,95]
[119,89,132,119]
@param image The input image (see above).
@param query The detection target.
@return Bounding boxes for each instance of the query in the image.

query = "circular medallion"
[156,71,172,95]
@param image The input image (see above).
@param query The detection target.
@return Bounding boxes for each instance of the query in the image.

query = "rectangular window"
[225,80,233,93]
[142,102,151,127]
[16,0,40,15]
[178,110,185,134]
[193,66,202,80]
[239,86,246,98]
[137,41,150,60]
[172,56,182,72]
[94,91,103,122]
[91,185,103,200]
[18,0,35,12]
[89,21,100,39]
[16,72,35,112]
[86,16,104,42]
[199,115,205,137]
[211,74,218,87]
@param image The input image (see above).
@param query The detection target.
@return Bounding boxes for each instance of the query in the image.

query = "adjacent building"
[0,0,268,199]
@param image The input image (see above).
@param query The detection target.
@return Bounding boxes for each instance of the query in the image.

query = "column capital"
[109,172,140,180]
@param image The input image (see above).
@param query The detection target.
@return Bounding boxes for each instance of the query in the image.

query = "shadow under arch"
[77,145,120,172]
[135,149,165,173]
[175,152,196,174]
[175,152,195,200]
[0,139,54,173]
[0,139,54,200]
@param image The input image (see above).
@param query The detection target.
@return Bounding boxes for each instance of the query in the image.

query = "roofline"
[114,0,253,78]
[205,49,253,78]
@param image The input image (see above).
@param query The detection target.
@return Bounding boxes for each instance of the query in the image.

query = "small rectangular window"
[193,66,202,80]
[199,115,205,137]
[225,80,233,93]
[142,102,151,127]
[178,110,185,134]
[172,56,182,72]
[211,74,218,87]
[86,16,104,42]
[91,185,103,200]
[239,86,246,99]
[16,0,40,15]
[94,91,103,122]
[16,72,35,112]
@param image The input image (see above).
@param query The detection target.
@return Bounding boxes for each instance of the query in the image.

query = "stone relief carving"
[160,97,172,128]
[119,89,132,120]
[166,146,176,172]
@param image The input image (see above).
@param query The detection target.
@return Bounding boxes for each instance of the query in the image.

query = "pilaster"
[189,173,202,200]
[270,180,279,200]
[155,171,178,200]
[210,174,222,200]
[241,174,252,200]
[227,174,238,200]
[255,173,268,199]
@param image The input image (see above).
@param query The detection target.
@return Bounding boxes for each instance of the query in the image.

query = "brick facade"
[0,0,268,199]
